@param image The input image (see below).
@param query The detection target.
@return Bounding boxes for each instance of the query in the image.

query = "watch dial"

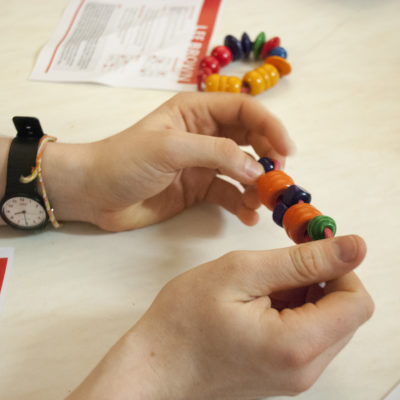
[2,196,47,228]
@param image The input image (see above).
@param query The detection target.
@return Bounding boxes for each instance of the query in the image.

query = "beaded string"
[197,32,291,95]
[20,135,61,228]
[257,157,336,244]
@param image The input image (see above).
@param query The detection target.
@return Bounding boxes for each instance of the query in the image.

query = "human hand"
[66,235,374,400]
[42,92,294,231]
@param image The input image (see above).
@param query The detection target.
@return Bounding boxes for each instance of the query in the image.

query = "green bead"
[253,32,266,60]
[307,215,337,240]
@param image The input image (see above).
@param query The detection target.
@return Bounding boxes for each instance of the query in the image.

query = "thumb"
[229,235,367,296]
[159,130,264,184]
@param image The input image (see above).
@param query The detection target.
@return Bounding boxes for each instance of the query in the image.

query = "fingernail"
[245,157,264,179]
[333,236,358,263]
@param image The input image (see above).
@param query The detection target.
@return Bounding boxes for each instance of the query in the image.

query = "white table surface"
[0,0,399,399]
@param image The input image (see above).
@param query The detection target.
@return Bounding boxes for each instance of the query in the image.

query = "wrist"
[41,141,96,225]
[0,138,12,226]
[66,325,172,400]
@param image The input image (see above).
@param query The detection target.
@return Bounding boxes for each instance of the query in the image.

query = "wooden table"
[1,0,399,399]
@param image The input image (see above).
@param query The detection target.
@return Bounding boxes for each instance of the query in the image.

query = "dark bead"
[282,185,311,207]
[258,157,275,173]
[269,46,288,59]
[273,202,288,227]
[224,35,243,61]
[241,32,252,58]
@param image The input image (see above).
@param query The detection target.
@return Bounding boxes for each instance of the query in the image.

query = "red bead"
[197,67,212,91]
[260,36,281,59]
[211,46,233,67]
[199,56,221,74]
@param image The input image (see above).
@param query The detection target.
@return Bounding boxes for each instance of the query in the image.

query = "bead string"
[197,32,292,95]
[257,157,336,244]
[20,135,61,228]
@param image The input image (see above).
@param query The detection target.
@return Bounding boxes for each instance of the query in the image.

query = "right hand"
[66,235,374,400]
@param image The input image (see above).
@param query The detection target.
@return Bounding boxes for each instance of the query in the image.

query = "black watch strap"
[4,117,44,198]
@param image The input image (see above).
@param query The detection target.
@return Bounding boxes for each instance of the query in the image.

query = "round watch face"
[1,196,47,229]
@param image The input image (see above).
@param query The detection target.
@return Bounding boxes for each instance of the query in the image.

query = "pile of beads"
[197,32,291,96]
[257,157,337,244]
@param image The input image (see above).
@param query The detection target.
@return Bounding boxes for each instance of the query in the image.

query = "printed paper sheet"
[30,0,223,91]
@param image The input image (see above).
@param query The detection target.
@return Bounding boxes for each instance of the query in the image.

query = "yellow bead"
[205,74,242,93]
[262,63,280,86]
[243,70,266,95]
[205,74,220,92]
[227,76,242,93]
[254,65,272,90]
[219,75,228,92]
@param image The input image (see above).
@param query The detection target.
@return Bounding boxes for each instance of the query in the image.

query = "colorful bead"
[199,56,221,73]
[268,46,287,59]
[265,56,292,76]
[205,74,242,93]
[243,63,280,95]
[211,45,233,67]
[257,170,294,210]
[197,32,291,97]
[282,185,311,207]
[307,215,337,240]
[283,203,322,244]
[258,157,275,173]
[197,67,212,91]
[273,202,288,227]
[253,32,266,60]
[261,36,281,59]
[241,32,252,58]
[224,35,243,60]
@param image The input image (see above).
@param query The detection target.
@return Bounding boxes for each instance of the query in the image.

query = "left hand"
[42,92,294,231]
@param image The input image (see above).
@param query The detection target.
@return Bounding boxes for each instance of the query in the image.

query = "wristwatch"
[0,117,49,230]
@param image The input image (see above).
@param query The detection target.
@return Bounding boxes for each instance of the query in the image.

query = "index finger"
[168,92,295,159]
[207,93,295,157]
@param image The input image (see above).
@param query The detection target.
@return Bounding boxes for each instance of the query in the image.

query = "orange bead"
[264,56,292,76]
[257,171,294,210]
[205,74,242,93]
[282,203,322,244]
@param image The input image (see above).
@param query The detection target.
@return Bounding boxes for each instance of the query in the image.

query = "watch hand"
[24,213,28,226]
[14,211,26,215]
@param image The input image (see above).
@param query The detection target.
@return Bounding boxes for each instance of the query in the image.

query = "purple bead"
[269,46,287,59]
[282,185,311,207]
[258,157,275,173]
[273,202,288,227]
[224,35,243,60]
[241,32,252,59]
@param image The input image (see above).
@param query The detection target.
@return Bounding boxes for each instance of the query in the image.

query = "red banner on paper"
[177,0,222,84]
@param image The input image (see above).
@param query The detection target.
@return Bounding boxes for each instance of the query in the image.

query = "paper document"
[385,382,400,400]
[30,0,223,91]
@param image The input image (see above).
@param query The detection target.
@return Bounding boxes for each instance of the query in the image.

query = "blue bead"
[224,35,243,61]
[268,46,287,59]
[273,202,288,227]
[258,157,275,173]
[282,185,311,207]
[241,32,252,59]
